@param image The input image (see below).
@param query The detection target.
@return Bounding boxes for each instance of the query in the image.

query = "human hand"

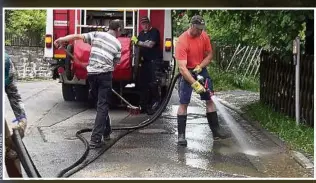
[54,38,64,48]
[12,118,27,138]
[131,36,138,45]
[191,81,206,94]
[193,65,202,74]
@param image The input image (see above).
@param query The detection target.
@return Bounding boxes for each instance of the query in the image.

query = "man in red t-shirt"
[175,15,229,146]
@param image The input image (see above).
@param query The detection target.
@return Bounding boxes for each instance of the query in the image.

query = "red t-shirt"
[175,30,212,69]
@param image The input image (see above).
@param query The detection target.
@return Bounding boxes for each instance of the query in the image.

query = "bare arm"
[54,34,85,47]
[199,50,213,68]
[199,33,214,68]
[177,60,196,85]
[136,29,159,48]
[137,40,156,48]
[175,37,198,84]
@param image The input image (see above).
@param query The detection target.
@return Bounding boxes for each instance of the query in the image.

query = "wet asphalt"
[4,80,313,178]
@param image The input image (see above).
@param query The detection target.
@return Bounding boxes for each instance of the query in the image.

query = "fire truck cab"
[44,9,173,106]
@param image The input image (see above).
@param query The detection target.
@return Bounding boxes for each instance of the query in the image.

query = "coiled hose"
[57,61,180,178]
[10,58,181,178]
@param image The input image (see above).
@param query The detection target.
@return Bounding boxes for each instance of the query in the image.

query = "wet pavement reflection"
[12,81,312,178]
[147,102,313,177]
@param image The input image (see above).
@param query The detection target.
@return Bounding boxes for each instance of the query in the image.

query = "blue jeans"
[178,68,214,104]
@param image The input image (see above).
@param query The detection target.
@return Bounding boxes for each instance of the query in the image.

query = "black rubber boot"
[206,112,230,140]
[177,115,187,146]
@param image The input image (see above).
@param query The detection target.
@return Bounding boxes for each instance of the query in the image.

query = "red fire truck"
[44,9,173,106]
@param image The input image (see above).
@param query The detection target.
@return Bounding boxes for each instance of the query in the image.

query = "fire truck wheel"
[62,84,75,101]
[160,86,168,99]
[75,85,89,102]
[65,45,74,80]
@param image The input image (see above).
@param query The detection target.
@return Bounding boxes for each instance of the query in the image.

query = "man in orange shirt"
[175,15,229,146]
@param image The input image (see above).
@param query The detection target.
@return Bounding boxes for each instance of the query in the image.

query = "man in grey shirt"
[54,20,123,148]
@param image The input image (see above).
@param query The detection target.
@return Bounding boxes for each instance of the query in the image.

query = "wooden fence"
[212,42,236,69]
[260,51,314,127]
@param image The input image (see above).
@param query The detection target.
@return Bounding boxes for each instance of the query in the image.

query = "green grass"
[173,59,259,92]
[242,101,314,157]
[207,62,260,92]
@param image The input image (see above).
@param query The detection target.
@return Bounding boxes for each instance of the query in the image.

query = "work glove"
[191,81,206,94]
[131,36,138,45]
[193,65,202,74]
[12,118,27,138]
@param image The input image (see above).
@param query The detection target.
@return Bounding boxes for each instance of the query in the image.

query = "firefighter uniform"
[132,16,162,114]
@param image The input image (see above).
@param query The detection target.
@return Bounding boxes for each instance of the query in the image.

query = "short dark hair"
[109,19,123,31]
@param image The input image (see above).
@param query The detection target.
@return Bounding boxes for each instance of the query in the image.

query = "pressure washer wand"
[193,72,215,95]
[111,89,141,115]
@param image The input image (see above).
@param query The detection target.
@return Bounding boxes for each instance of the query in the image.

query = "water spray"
[193,71,259,156]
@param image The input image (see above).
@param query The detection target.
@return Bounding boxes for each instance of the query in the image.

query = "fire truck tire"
[160,86,168,99]
[62,83,75,101]
[74,85,89,102]
[65,45,74,80]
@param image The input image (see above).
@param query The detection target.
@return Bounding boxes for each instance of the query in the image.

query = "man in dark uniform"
[131,16,162,115]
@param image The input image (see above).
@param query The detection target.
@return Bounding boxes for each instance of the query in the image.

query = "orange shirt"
[175,30,212,69]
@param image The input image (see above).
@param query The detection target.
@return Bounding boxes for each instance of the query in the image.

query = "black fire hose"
[57,63,180,177]
[9,64,181,178]
[56,129,91,177]
[9,57,179,178]
[11,129,41,178]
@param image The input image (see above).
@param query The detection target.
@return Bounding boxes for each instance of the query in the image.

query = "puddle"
[160,101,312,178]
[185,157,210,170]
[212,162,263,177]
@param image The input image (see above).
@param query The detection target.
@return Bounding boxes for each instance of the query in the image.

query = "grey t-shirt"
[83,31,122,74]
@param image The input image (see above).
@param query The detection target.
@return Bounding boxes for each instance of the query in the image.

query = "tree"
[5,10,46,44]
[172,10,313,55]
[305,16,314,55]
